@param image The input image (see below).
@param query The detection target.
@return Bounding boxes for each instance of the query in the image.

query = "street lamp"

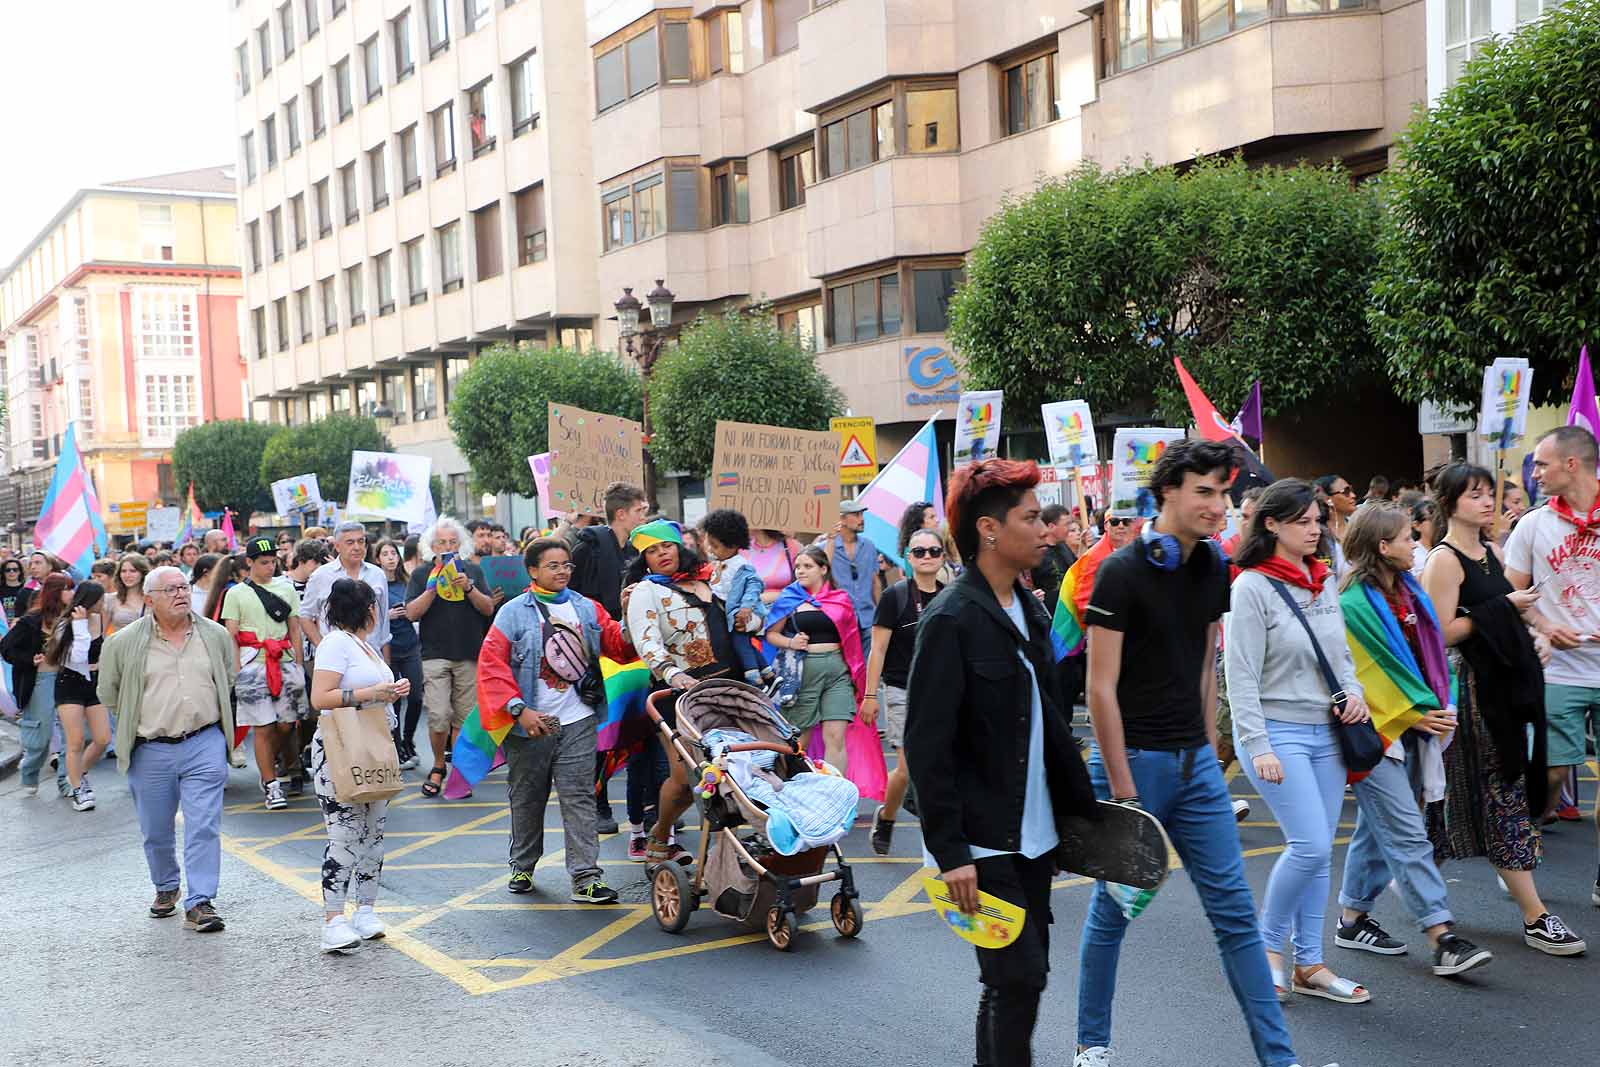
[614,279,675,503]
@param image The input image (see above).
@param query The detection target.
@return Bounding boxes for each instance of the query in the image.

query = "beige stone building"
[233,0,1425,506]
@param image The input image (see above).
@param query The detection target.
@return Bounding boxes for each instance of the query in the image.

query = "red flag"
[1173,358,1238,442]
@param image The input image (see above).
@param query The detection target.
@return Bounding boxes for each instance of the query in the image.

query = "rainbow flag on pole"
[1050,533,1115,661]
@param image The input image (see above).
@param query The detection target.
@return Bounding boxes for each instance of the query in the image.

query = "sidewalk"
[0,717,20,779]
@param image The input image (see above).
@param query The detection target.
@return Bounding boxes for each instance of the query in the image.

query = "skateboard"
[1056,801,1173,891]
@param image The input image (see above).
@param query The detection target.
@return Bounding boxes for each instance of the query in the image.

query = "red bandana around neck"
[1549,495,1600,536]
[1250,554,1329,595]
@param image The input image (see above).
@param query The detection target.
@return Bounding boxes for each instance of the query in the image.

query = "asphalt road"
[3,746,1597,1067]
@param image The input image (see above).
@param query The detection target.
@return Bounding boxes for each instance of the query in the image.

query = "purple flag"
[1568,345,1598,437]
[1231,381,1263,443]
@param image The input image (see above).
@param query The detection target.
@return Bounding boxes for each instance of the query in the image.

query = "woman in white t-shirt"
[308,578,411,954]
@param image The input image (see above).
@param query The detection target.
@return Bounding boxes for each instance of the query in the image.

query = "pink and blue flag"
[35,423,107,578]
[856,416,945,571]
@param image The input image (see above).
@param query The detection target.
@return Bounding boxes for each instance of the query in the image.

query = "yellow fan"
[922,877,1026,949]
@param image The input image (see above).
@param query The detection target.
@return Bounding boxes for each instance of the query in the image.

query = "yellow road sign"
[832,416,877,486]
[108,500,150,534]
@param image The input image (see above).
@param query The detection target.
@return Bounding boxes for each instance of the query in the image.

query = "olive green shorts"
[783,650,857,731]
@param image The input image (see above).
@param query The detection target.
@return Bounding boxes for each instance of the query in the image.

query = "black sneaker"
[184,901,225,932]
[571,880,620,905]
[1432,932,1492,977]
[1524,912,1587,956]
[597,811,620,835]
[507,870,535,895]
[1335,915,1407,955]
[285,775,305,797]
[870,804,895,856]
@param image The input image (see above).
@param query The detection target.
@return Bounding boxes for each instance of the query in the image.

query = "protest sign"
[1041,400,1098,469]
[479,555,529,602]
[546,403,644,518]
[346,451,432,525]
[1110,429,1185,518]
[271,473,323,516]
[146,507,181,543]
[710,420,839,535]
[527,452,556,515]
[1476,358,1533,441]
[953,391,1004,466]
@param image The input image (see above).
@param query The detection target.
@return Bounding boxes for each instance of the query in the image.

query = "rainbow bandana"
[630,518,683,552]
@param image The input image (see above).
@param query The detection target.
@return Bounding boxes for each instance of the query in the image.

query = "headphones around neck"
[1140,522,1223,574]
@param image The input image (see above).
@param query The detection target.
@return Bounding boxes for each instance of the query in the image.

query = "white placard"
[345,451,432,525]
[1110,428,1186,518]
[271,472,323,515]
[1476,358,1533,440]
[145,507,181,543]
[1418,399,1475,436]
[952,390,1004,466]
[1041,399,1098,468]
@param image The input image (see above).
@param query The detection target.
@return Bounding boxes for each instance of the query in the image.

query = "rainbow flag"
[1339,575,1455,746]
[442,702,516,799]
[1050,533,1115,661]
[595,655,652,751]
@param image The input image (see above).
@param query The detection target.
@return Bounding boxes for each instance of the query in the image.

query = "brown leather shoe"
[150,889,180,918]
[184,901,225,932]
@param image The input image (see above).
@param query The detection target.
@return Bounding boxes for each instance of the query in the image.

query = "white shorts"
[235,658,305,727]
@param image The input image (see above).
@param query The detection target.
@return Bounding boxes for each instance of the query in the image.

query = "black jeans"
[973,851,1055,1067]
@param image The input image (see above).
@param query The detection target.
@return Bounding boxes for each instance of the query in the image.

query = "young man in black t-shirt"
[1074,441,1333,1067]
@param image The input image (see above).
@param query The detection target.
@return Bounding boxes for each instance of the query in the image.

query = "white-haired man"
[299,521,390,657]
[98,565,238,931]
[406,516,496,797]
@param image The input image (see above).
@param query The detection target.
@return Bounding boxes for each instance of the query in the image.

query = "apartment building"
[1426,0,1563,99]
[0,168,244,541]
[237,0,1426,501]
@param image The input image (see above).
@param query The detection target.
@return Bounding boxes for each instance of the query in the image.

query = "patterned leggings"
[312,734,389,909]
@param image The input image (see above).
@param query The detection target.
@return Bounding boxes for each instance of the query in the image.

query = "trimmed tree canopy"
[258,413,390,505]
[646,309,845,477]
[171,419,279,518]
[447,344,643,497]
[947,156,1384,423]
[1371,0,1600,407]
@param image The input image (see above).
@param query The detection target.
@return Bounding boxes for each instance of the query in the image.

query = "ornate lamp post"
[614,279,675,503]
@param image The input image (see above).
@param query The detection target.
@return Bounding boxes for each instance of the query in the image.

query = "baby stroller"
[644,677,864,951]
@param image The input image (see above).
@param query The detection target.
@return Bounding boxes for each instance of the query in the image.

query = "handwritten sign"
[709,420,839,535]
[1110,428,1185,518]
[547,403,644,518]
[145,507,181,544]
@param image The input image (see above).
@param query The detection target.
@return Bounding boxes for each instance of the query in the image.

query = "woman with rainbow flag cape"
[1333,502,1493,979]
[476,536,637,905]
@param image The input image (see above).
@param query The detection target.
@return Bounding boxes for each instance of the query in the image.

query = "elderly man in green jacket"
[99,565,238,932]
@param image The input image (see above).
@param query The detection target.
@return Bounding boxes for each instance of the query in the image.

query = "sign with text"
[271,472,323,516]
[1110,428,1185,518]
[345,451,432,525]
[953,390,1004,466]
[831,416,878,486]
[1041,399,1098,468]
[547,403,644,518]
[1418,399,1475,436]
[710,420,839,535]
[1476,358,1533,442]
[145,507,181,543]
[108,500,149,534]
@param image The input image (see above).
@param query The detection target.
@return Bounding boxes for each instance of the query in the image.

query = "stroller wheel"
[766,906,798,951]
[651,862,695,934]
[830,892,863,938]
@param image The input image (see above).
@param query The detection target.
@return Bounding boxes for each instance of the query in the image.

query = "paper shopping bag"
[320,704,404,804]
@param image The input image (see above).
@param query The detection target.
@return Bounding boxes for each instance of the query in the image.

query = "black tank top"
[1440,540,1511,609]
[791,607,842,644]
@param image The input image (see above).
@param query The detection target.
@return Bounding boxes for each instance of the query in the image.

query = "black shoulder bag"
[1265,579,1385,775]
[248,580,293,624]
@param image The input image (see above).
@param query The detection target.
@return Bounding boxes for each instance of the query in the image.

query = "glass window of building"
[438,222,463,291]
[473,202,503,280]
[432,101,456,173]
[904,87,958,153]
[710,161,748,226]
[374,251,394,313]
[467,80,495,156]
[515,182,547,264]
[363,36,383,100]
[320,277,338,334]
[777,141,813,210]
[346,264,366,325]
[399,124,420,192]
[295,287,312,342]
[394,8,416,77]
[368,143,389,210]
[334,57,353,119]
[510,51,539,135]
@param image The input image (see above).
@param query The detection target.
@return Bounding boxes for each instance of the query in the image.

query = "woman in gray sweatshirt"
[1224,479,1372,1008]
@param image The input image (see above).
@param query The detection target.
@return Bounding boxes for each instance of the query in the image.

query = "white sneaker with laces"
[320,916,362,953]
[1232,798,1251,821]
[263,779,289,810]
[71,787,95,812]
[1074,1047,1112,1067]
[350,905,386,940]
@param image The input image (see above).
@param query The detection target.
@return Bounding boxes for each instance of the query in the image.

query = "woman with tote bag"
[308,578,410,954]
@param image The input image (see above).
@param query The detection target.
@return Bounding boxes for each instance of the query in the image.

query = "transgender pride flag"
[857,416,945,571]
[35,423,107,578]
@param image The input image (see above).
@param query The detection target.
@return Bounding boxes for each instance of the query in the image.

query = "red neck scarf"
[1250,554,1329,595]
[1550,494,1600,535]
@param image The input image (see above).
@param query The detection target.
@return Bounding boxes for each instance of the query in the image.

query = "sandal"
[420,766,446,798]
[644,835,693,868]
[1292,964,1370,1004]
[1266,952,1291,1003]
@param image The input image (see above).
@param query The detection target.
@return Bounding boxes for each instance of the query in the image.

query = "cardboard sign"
[346,451,432,525]
[547,403,644,518]
[709,420,839,535]
[831,416,878,486]
[271,473,323,515]
[1477,358,1533,442]
[1110,428,1185,518]
[1042,400,1098,468]
[953,390,1003,466]
[145,507,181,544]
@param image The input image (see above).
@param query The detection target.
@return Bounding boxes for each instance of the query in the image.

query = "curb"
[0,719,21,780]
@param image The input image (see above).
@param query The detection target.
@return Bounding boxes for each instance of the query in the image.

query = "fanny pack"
[532,599,603,706]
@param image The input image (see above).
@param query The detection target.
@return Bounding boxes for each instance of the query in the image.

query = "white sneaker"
[320,916,362,953]
[262,779,288,810]
[349,905,386,940]
[1074,1048,1112,1067]
[230,749,247,768]
[24,784,39,797]
[71,787,95,812]
[1232,798,1251,821]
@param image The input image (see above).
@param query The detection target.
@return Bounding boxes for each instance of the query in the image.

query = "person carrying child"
[699,509,774,688]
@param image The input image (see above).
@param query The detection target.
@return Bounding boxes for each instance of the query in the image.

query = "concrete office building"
[237,0,1428,504]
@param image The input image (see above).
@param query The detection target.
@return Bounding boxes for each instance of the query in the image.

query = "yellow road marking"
[384,808,512,861]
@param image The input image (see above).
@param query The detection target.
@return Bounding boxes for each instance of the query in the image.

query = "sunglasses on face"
[1107,518,1134,527]
[908,546,944,559]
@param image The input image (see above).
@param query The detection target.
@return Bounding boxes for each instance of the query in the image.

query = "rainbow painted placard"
[1476,357,1533,442]
[271,472,323,516]
[346,450,432,525]
[953,390,1004,466]
[922,878,1027,949]
[1110,427,1185,518]
[1042,399,1098,469]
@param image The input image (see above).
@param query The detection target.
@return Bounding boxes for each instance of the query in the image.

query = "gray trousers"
[504,714,601,888]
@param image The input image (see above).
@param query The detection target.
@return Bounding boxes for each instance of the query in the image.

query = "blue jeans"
[1078,744,1297,1067]
[126,724,228,911]
[1240,720,1347,966]
[389,648,425,749]
[1340,754,1453,930]
[626,735,670,830]
[18,671,65,791]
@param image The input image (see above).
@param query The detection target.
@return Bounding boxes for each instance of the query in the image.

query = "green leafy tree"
[171,419,279,517]
[647,308,845,476]
[947,156,1384,423]
[258,413,390,504]
[1370,0,1600,407]
[448,344,643,496]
